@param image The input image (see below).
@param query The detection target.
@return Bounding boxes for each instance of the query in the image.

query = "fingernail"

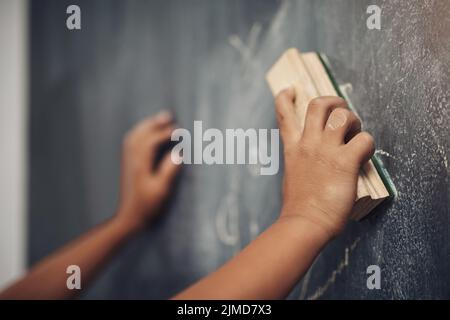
[156,110,172,122]
[281,85,295,95]
[327,109,347,130]
[171,153,183,165]
[288,87,296,96]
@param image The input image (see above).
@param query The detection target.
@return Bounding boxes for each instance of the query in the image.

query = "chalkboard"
[29,0,449,299]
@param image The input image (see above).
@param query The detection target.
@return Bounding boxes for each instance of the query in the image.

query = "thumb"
[157,152,182,186]
[345,131,375,166]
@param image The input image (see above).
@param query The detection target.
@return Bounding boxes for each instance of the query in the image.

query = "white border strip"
[0,0,28,288]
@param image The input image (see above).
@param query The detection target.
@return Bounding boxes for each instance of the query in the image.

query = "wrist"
[277,209,336,243]
[113,207,145,236]
[269,214,332,261]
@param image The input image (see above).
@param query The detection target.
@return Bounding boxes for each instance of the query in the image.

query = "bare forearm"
[0,114,180,300]
[174,212,331,300]
[0,213,138,300]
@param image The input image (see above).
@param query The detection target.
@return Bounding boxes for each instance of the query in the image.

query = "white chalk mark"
[266,0,290,38]
[228,23,264,85]
[215,193,239,246]
[215,173,241,250]
[228,24,261,65]
[432,140,449,171]
[339,83,363,120]
[247,23,262,53]
[249,220,259,239]
[306,237,361,300]
[437,145,449,171]
[228,0,290,60]
[424,123,449,172]
[217,2,294,251]
[442,150,449,171]
[299,258,318,300]
[247,145,262,177]
[375,149,398,160]
[228,35,249,60]
[340,83,353,94]
[215,0,296,254]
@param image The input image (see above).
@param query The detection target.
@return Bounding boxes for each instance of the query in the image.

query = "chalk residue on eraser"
[338,83,361,119]
[371,153,399,199]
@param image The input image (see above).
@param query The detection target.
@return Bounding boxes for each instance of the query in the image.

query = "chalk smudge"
[298,258,317,300]
[214,0,293,249]
[375,149,398,160]
[306,237,361,300]
[215,172,241,252]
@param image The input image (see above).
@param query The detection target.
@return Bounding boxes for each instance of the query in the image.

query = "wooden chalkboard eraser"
[266,48,394,220]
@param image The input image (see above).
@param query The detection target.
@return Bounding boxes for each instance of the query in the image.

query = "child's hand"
[115,112,181,230]
[276,88,375,238]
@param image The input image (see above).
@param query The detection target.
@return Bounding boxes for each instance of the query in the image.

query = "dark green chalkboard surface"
[29,0,449,299]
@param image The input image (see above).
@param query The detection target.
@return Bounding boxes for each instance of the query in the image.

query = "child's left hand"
[115,111,181,230]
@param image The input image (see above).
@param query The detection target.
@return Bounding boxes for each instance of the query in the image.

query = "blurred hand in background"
[116,111,181,231]
[0,112,181,300]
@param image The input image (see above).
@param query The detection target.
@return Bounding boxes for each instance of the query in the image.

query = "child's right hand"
[174,88,375,300]
[275,88,375,238]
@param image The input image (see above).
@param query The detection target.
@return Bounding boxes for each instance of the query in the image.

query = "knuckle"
[275,104,288,122]
[329,96,347,107]
[277,88,291,99]
[307,97,332,117]
[275,93,288,110]
[346,110,360,123]
[334,96,347,106]
[308,97,325,110]
[359,132,375,148]
[352,115,362,128]
[143,117,157,127]
[275,107,285,122]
